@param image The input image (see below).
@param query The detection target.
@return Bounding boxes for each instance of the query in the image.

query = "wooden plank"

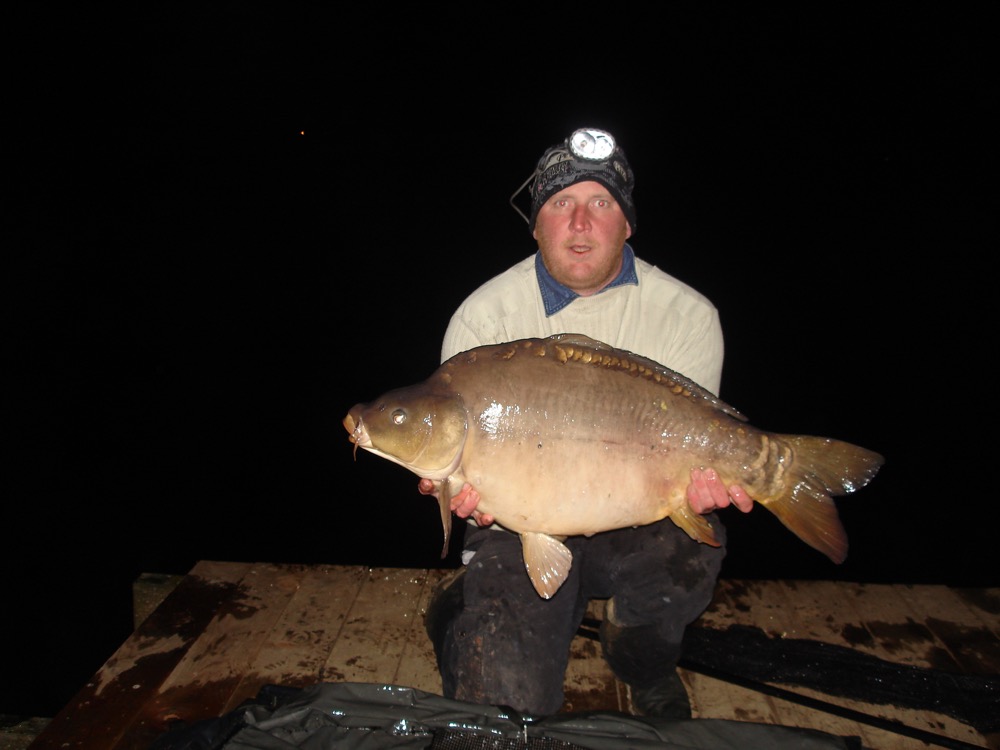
[561,599,626,714]
[776,581,987,749]
[716,579,880,745]
[896,583,1000,674]
[847,583,957,668]
[29,560,253,750]
[760,581,986,747]
[149,562,303,706]
[221,564,369,712]
[685,582,800,728]
[28,565,1000,750]
[132,572,184,629]
[765,579,874,646]
[111,562,304,749]
[392,567,450,694]
[682,585,780,725]
[689,579,998,750]
[833,582,995,749]
[322,567,435,685]
[713,567,816,731]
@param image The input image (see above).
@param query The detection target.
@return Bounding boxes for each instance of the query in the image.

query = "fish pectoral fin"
[670,506,722,547]
[437,493,452,559]
[436,479,453,559]
[520,532,573,600]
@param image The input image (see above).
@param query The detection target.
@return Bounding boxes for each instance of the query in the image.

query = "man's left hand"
[687,468,753,514]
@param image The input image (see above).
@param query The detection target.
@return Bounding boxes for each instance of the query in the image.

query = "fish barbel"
[343,334,884,599]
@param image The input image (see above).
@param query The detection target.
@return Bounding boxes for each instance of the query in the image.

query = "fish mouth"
[343,413,372,459]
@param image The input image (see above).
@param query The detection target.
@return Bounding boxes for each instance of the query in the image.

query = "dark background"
[7,4,997,719]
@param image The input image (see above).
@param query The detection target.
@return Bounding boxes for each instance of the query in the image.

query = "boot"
[629,669,691,720]
[600,599,691,720]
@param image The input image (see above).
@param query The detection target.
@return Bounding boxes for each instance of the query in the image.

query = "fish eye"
[391,409,406,425]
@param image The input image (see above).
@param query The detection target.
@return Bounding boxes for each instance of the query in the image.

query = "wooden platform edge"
[23,565,1000,750]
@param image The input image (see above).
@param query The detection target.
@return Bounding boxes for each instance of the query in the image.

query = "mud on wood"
[27,563,1000,750]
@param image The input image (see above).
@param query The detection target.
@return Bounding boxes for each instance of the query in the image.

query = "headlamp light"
[567,128,616,162]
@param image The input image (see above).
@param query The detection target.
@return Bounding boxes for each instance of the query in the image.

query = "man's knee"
[430,576,568,714]
[426,540,578,716]
[600,597,684,686]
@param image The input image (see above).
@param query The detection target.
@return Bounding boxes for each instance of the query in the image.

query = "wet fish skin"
[343,333,884,599]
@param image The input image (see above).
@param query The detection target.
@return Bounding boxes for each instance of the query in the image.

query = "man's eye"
[595,199,609,208]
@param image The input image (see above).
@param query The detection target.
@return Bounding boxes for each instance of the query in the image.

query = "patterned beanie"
[528,127,636,233]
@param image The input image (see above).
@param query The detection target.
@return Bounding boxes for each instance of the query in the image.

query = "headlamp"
[509,127,627,226]
[567,128,616,162]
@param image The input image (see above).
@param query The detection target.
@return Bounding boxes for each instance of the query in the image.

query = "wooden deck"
[27,561,1000,750]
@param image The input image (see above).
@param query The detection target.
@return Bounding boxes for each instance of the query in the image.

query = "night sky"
[7,5,997,718]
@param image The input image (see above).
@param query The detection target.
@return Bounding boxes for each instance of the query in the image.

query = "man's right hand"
[417,478,494,527]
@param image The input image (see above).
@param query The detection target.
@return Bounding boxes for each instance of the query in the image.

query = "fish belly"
[454,373,722,537]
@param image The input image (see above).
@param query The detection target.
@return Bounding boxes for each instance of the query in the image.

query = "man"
[419,127,752,719]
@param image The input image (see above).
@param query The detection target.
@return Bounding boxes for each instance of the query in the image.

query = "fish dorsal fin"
[669,505,723,548]
[520,532,573,599]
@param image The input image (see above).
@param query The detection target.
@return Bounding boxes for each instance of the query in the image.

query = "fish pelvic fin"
[759,435,885,564]
[670,506,723,547]
[520,532,573,599]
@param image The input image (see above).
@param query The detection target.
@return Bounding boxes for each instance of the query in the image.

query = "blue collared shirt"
[535,243,640,316]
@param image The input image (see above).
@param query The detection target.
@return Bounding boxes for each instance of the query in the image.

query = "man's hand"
[417,478,494,527]
[687,468,753,514]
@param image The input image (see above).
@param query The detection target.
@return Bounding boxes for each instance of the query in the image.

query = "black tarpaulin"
[150,682,859,750]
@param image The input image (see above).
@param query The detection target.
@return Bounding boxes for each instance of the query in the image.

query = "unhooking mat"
[149,681,859,750]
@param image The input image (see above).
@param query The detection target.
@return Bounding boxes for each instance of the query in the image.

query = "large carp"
[343,334,883,599]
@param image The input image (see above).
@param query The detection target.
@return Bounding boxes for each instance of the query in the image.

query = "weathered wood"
[223,564,369,710]
[393,567,453,692]
[323,567,433,686]
[562,600,626,714]
[132,573,184,629]
[27,565,1000,750]
[30,560,253,750]
[693,580,881,746]
[897,584,1000,674]
[690,579,999,750]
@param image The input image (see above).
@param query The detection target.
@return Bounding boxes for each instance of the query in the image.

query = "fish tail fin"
[759,435,884,564]
[670,505,723,548]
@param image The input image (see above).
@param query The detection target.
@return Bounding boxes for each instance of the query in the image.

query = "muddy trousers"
[425,517,726,716]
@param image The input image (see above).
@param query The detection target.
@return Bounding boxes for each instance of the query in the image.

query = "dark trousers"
[428,517,726,715]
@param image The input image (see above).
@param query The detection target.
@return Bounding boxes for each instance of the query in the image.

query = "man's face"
[533,180,632,297]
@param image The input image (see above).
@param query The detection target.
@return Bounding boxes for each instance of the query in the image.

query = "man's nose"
[569,205,591,231]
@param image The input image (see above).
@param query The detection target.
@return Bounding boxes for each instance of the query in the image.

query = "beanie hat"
[527,128,636,233]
